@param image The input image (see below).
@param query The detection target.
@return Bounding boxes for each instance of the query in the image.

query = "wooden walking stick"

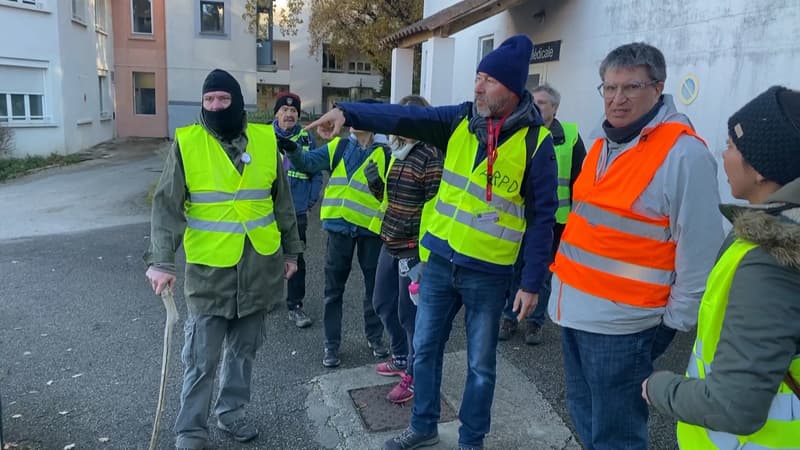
[149,288,179,450]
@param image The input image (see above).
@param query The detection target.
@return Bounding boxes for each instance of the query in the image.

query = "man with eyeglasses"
[549,43,724,449]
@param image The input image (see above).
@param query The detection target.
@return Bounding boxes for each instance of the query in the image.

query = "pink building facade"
[112,0,168,138]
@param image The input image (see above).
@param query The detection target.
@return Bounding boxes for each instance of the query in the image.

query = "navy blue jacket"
[273,123,323,216]
[336,101,557,293]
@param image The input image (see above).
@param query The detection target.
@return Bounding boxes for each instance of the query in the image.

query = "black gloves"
[364,160,381,187]
[276,135,298,154]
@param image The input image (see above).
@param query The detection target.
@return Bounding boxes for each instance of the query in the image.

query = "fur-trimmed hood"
[720,178,800,270]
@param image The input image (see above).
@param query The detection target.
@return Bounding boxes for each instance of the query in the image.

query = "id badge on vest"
[476,210,499,224]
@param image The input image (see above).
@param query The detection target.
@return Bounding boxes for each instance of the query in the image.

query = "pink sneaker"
[386,373,414,404]
[376,358,407,377]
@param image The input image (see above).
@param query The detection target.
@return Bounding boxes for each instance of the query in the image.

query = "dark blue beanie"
[477,34,533,99]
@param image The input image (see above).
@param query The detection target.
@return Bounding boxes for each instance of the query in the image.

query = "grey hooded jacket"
[647,178,800,435]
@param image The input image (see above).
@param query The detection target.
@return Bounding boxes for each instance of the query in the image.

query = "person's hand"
[276,135,298,154]
[641,377,651,405]
[512,290,538,323]
[284,260,298,279]
[364,160,381,186]
[304,108,345,139]
[146,266,175,295]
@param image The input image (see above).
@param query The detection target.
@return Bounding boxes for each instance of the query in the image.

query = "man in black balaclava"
[200,68,246,141]
[145,68,303,449]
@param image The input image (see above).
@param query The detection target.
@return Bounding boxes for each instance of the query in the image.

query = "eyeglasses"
[596,80,660,99]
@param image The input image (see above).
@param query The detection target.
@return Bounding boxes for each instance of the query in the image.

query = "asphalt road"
[0,143,691,449]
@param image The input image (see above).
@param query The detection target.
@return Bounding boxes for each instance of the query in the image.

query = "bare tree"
[0,124,13,158]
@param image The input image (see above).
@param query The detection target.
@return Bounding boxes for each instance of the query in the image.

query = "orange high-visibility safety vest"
[551,122,705,307]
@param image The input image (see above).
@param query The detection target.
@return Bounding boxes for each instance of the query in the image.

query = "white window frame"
[95,0,107,31]
[199,0,225,34]
[347,61,372,75]
[322,45,343,73]
[526,63,547,91]
[477,34,494,68]
[0,93,46,123]
[4,0,39,6]
[98,72,111,119]
[0,61,48,127]
[131,0,153,35]
[133,71,156,116]
[71,0,86,22]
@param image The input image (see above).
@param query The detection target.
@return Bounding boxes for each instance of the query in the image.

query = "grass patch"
[146,180,157,205]
[0,153,84,183]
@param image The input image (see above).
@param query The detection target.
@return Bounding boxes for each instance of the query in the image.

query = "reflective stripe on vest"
[678,239,800,449]
[189,189,272,203]
[554,121,579,224]
[551,122,705,308]
[423,119,549,266]
[319,137,386,234]
[177,123,281,267]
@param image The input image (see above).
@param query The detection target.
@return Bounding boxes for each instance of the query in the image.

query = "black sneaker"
[323,348,340,368]
[498,318,517,341]
[288,308,312,328]
[383,427,439,450]
[368,340,390,359]
[525,324,543,345]
[216,417,258,443]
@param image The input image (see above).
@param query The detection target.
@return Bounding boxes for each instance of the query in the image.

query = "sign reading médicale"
[530,40,561,63]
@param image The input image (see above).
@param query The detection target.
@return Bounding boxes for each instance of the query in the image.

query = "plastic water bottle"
[408,281,420,306]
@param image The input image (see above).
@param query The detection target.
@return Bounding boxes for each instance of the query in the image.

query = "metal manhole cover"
[348,383,457,432]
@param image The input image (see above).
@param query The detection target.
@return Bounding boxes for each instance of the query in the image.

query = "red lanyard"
[486,117,506,201]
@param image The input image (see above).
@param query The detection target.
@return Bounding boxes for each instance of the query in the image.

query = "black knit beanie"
[273,92,301,114]
[728,85,800,185]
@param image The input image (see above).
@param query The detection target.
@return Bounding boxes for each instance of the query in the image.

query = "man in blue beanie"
[293,34,558,450]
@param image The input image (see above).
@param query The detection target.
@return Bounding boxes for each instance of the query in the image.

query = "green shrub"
[0,153,83,183]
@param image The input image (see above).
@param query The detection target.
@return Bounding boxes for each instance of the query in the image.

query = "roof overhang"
[381,0,529,49]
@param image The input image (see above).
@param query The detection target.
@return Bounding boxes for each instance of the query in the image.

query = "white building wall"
[57,0,116,154]
[422,0,800,203]
[166,0,257,135]
[1,0,114,156]
[285,1,322,115]
[0,1,64,156]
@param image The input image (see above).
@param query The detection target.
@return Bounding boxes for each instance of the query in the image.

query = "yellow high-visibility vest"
[677,238,800,449]
[554,122,578,224]
[423,119,549,266]
[319,137,387,235]
[176,123,281,267]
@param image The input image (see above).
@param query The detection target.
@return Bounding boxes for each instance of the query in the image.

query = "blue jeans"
[501,270,552,327]
[411,253,510,448]
[372,245,419,375]
[561,325,661,450]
